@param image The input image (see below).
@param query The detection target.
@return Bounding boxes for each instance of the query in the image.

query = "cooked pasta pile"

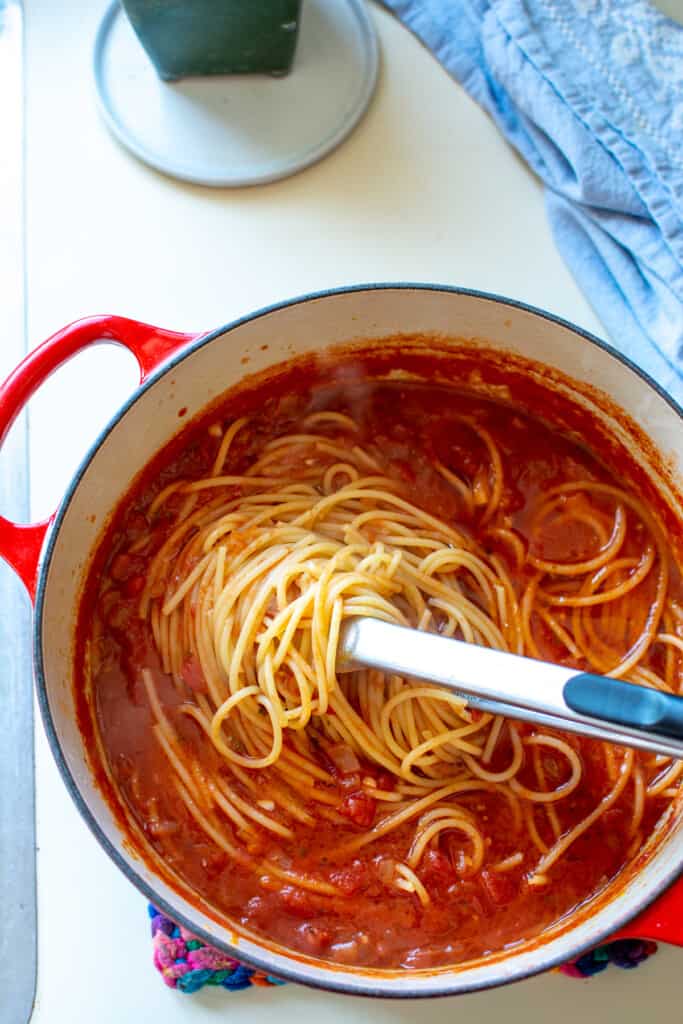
[122,409,683,904]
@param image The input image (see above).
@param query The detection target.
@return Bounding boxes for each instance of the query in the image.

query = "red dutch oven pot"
[1,285,682,997]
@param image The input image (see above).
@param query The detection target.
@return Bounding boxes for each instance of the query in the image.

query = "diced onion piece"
[376,857,397,884]
[328,744,360,774]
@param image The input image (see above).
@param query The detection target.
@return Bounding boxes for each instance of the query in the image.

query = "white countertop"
[18,1,683,1020]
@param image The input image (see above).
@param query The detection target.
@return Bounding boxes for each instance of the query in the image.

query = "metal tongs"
[337,617,683,760]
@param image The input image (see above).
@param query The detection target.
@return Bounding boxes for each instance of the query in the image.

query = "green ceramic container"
[121,0,302,81]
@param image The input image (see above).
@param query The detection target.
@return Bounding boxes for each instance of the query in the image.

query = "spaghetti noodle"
[88,378,683,969]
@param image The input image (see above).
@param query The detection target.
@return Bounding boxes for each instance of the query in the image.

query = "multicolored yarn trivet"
[149,905,657,991]
[149,905,285,992]
[558,939,658,978]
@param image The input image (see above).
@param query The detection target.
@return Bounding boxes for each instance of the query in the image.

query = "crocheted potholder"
[149,906,285,993]
[559,939,657,978]
[149,905,657,991]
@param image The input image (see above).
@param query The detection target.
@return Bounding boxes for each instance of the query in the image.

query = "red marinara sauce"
[83,377,681,970]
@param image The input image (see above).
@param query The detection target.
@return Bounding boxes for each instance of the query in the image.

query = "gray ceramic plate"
[93,0,380,187]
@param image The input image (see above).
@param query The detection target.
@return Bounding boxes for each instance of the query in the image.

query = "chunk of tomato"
[480,868,517,907]
[330,859,368,896]
[296,923,331,953]
[338,790,376,828]
[181,656,208,694]
[419,849,457,891]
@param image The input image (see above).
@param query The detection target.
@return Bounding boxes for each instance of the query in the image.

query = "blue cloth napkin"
[383,0,683,405]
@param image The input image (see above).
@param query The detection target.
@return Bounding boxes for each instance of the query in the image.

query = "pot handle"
[609,876,683,946]
[0,314,201,602]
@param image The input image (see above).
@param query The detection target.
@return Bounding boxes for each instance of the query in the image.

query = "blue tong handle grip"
[564,674,683,741]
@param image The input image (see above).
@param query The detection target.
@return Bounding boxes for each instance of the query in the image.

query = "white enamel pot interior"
[34,285,683,996]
